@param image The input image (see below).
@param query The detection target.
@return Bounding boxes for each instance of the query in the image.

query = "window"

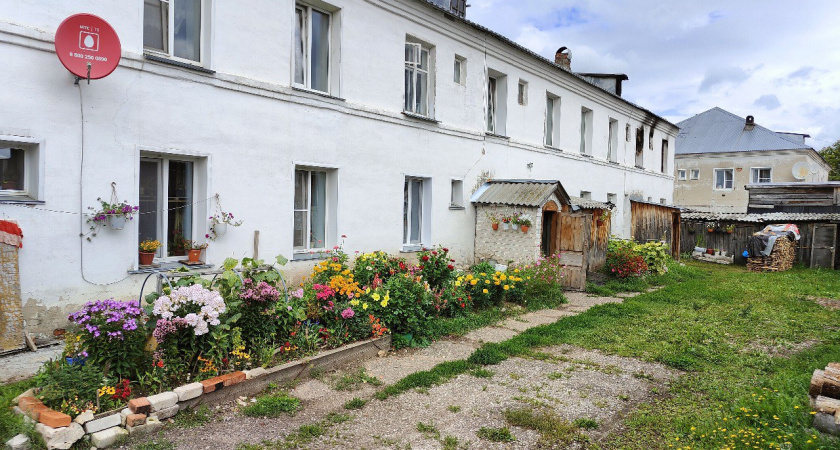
[0,148,25,193]
[486,70,507,135]
[625,123,631,141]
[139,157,201,259]
[661,139,669,173]
[714,169,734,190]
[453,55,465,85]
[677,169,687,180]
[487,77,497,133]
[580,107,593,154]
[607,118,618,162]
[690,169,699,180]
[545,95,559,147]
[517,80,528,105]
[607,193,617,205]
[635,126,644,168]
[295,4,332,93]
[404,177,427,247]
[580,191,591,200]
[450,179,464,208]
[144,0,204,63]
[660,198,666,205]
[294,169,330,251]
[751,167,772,184]
[405,41,432,116]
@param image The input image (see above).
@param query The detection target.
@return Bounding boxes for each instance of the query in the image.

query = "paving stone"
[89,426,128,449]
[127,398,151,415]
[463,326,517,344]
[174,382,203,401]
[83,413,121,434]
[38,410,71,428]
[5,433,30,450]
[72,410,94,425]
[127,417,163,436]
[498,318,533,332]
[147,391,178,411]
[35,423,84,450]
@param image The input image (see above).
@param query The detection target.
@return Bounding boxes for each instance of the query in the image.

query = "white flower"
[152,285,226,336]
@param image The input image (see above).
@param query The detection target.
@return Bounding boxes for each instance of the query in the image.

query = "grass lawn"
[383,261,840,449]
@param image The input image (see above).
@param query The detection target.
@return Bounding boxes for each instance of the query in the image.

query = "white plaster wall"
[0,0,676,334]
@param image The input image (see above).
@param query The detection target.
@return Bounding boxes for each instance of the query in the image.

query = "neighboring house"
[0,0,677,337]
[673,107,830,213]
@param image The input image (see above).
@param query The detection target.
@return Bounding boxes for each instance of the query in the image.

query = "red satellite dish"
[54,13,121,80]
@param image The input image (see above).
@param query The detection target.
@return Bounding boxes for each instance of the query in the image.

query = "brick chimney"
[555,47,571,70]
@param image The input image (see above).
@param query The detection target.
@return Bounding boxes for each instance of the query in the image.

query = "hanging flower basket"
[108,215,127,231]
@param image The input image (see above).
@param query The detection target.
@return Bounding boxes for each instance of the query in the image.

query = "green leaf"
[275,254,289,266]
[223,257,239,270]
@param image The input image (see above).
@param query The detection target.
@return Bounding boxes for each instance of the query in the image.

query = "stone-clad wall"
[475,205,542,265]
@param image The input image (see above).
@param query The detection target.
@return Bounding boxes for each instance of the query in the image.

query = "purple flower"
[341,308,355,319]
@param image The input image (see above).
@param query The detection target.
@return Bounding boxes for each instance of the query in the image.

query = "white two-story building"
[0,0,677,338]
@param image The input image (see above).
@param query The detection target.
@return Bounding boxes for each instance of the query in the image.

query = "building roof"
[569,196,613,210]
[675,107,814,155]
[471,180,570,207]
[746,181,840,189]
[682,211,840,223]
[413,0,677,131]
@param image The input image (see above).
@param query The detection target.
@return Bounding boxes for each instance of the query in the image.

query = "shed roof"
[682,212,840,223]
[675,107,814,155]
[471,180,570,207]
[569,196,613,210]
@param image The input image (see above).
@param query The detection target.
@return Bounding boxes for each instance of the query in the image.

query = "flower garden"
[9,245,566,447]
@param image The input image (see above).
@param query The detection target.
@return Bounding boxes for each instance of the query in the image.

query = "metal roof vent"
[745,115,755,131]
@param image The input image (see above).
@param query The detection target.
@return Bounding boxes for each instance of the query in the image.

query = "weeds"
[343,397,367,410]
[505,408,585,446]
[241,393,301,417]
[175,404,212,428]
[332,368,382,391]
[476,426,515,442]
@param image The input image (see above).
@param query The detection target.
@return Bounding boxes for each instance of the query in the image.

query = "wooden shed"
[630,199,681,258]
[569,196,614,272]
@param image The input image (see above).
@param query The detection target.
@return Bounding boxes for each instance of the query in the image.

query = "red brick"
[22,403,49,421]
[201,376,225,394]
[17,396,42,410]
[126,413,146,427]
[224,371,246,387]
[128,397,151,415]
[39,409,71,428]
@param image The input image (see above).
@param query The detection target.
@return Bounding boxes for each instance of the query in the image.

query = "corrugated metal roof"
[682,212,840,223]
[569,196,612,210]
[472,180,569,207]
[675,107,813,155]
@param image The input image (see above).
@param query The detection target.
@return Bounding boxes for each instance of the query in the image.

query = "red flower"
[447,264,454,270]
[432,251,438,255]
[421,255,430,261]
[443,248,449,252]
[156,360,164,368]
[460,303,466,308]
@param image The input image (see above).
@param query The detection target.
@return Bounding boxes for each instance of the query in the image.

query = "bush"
[372,274,431,338]
[635,241,670,275]
[34,359,103,415]
[605,247,648,278]
[67,299,147,379]
[417,246,456,291]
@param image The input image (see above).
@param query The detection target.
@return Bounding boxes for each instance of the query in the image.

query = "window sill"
[402,111,439,123]
[292,251,331,262]
[143,53,215,74]
[544,145,561,152]
[400,245,424,253]
[449,205,465,210]
[292,86,345,102]
[0,195,43,205]
[579,153,593,158]
[485,132,509,140]
[128,261,214,274]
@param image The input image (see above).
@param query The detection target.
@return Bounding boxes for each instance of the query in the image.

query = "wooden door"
[0,245,24,353]
[554,212,591,290]
[810,224,837,269]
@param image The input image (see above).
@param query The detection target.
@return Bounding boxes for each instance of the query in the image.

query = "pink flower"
[341,308,355,319]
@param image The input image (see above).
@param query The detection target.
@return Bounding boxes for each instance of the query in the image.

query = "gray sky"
[467,0,840,149]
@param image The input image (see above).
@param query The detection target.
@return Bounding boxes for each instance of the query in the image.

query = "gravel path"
[0,345,63,383]
[133,291,671,449]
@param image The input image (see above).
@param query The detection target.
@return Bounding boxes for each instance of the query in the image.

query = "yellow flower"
[350,299,360,306]
[362,302,368,310]
[455,281,461,287]
[366,287,371,294]
[470,280,477,285]
[503,285,509,290]
[514,269,520,273]
[384,293,390,301]
[483,289,489,294]
[485,279,490,284]
[380,300,388,308]
[372,293,381,301]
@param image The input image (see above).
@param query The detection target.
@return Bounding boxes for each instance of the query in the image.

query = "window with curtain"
[139,158,195,258]
[144,0,203,63]
[294,169,327,250]
[751,168,772,183]
[403,178,424,245]
[295,4,331,93]
[404,42,431,116]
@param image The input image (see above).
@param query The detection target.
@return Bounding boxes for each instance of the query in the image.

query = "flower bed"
[15,245,566,448]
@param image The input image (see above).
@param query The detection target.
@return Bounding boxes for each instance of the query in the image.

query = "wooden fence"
[631,201,681,257]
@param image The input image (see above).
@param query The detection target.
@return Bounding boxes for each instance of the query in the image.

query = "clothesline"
[0,196,216,217]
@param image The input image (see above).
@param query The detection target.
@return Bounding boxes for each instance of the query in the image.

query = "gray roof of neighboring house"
[471,180,570,207]
[675,107,814,155]
[568,196,613,210]
[682,212,840,223]
[412,0,677,130]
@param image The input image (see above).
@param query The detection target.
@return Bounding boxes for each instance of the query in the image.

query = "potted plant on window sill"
[207,211,243,240]
[169,231,189,257]
[187,241,208,263]
[518,213,532,233]
[138,240,161,266]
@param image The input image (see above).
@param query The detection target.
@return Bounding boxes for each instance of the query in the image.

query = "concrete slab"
[462,326,518,344]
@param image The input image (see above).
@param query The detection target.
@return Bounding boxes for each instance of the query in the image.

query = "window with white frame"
[580,107,593,154]
[453,55,465,85]
[139,157,205,259]
[144,0,204,63]
[0,148,26,193]
[0,139,42,202]
[405,40,432,117]
[545,95,559,147]
[608,118,618,162]
[714,168,734,190]
[751,167,772,184]
[295,3,332,93]
[690,169,699,180]
[677,169,686,180]
[487,77,498,133]
[293,169,330,251]
[450,179,464,208]
[404,177,426,246]
[517,80,528,105]
[661,139,669,173]
[486,70,507,135]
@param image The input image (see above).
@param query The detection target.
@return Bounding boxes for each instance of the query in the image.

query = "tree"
[820,140,840,181]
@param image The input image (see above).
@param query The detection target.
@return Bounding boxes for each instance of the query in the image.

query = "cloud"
[754,94,781,110]
[788,66,813,79]
[698,67,750,93]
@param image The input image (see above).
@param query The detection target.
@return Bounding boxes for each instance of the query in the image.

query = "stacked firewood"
[747,236,795,272]
[811,364,840,435]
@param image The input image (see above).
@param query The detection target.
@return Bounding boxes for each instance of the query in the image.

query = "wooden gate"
[811,224,837,269]
[555,212,590,290]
